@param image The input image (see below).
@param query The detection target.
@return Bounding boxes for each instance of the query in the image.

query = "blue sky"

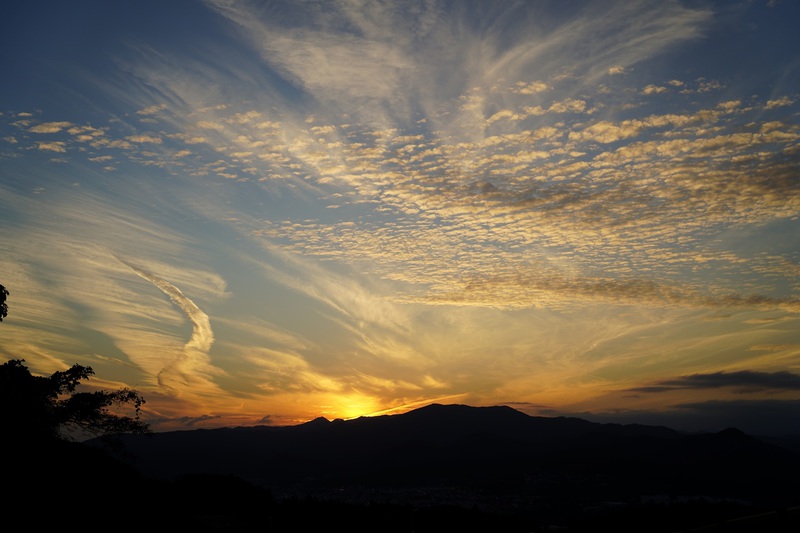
[1,0,799,435]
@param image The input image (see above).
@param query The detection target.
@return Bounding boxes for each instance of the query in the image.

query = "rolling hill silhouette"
[98,403,800,521]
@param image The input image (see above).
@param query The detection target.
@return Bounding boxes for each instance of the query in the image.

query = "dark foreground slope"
[77,403,800,531]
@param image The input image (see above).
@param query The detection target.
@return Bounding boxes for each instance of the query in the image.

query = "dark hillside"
[77,403,800,531]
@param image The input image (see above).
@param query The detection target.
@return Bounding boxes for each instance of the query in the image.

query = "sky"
[1,0,799,436]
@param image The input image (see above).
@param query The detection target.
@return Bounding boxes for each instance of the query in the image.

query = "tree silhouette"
[0,359,151,443]
[1,359,153,522]
[0,283,8,321]
[0,284,156,521]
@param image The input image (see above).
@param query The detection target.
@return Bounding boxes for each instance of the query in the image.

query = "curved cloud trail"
[117,257,215,389]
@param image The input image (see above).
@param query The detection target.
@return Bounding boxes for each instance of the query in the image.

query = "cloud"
[749,344,800,352]
[6,73,799,314]
[511,80,551,94]
[204,0,711,128]
[125,134,162,144]
[205,0,419,118]
[29,121,73,133]
[628,370,800,393]
[252,242,412,336]
[137,104,167,116]
[195,120,224,130]
[765,96,795,109]
[117,258,214,354]
[36,141,67,152]
[403,270,800,312]
[642,84,667,95]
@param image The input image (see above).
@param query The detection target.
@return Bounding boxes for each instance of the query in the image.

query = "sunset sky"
[2,0,799,436]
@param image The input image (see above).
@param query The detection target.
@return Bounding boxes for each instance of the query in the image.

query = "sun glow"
[324,395,384,421]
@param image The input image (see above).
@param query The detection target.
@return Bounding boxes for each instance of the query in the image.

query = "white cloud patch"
[137,104,167,115]
[29,121,73,133]
[36,141,67,152]
[126,134,162,144]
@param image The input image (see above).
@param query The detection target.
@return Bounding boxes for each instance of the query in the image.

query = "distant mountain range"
[99,402,800,521]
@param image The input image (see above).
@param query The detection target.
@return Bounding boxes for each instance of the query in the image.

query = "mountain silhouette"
[92,403,800,528]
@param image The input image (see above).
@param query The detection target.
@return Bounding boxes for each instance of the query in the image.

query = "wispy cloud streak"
[116,257,217,391]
